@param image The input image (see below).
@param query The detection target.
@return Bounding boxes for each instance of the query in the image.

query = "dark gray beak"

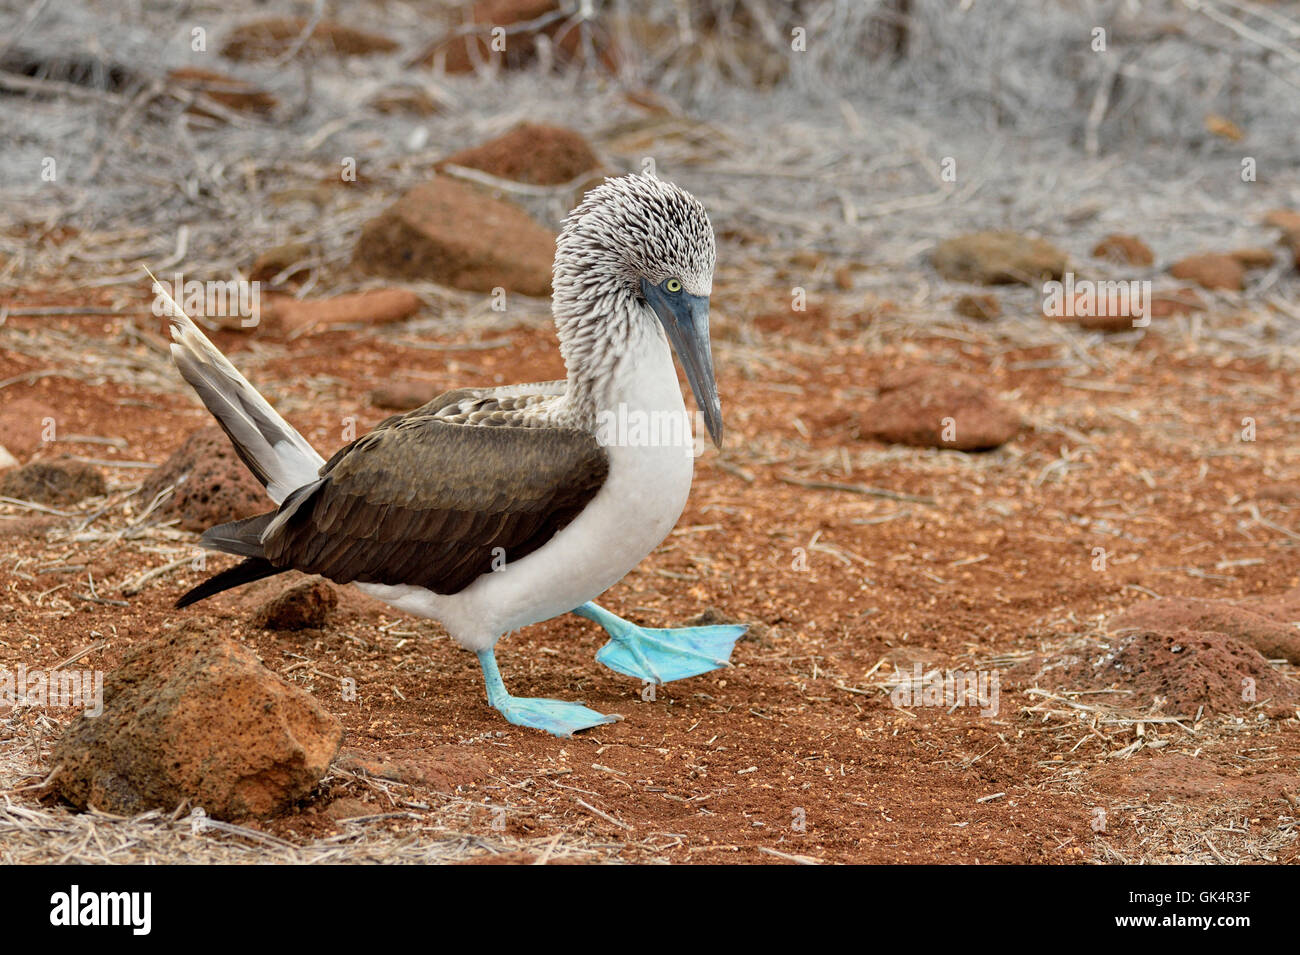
[641,278,724,447]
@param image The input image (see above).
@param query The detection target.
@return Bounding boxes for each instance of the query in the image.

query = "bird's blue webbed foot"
[573,602,746,685]
[476,649,620,737]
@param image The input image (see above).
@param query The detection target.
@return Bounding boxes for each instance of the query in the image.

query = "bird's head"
[554,174,723,447]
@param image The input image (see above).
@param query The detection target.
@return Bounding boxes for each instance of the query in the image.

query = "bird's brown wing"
[262,404,608,595]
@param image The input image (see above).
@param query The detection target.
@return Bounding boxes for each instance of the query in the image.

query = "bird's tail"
[198,512,277,557]
[175,556,282,608]
[148,267,325,504]
[174,482,295,607]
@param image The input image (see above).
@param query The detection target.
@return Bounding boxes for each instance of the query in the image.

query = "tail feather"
[175,557,283,608]
[199,512,277,558]
[147,267,324,504]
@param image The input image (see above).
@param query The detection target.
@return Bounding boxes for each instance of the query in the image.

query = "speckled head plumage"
[552,175,725,447]
[554,174,716,305]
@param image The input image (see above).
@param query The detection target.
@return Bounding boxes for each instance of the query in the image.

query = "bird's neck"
[553,283,661,426]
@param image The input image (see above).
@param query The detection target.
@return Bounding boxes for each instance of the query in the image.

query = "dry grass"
[0,799,620,865]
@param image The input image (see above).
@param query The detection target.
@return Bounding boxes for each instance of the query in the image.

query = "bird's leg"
[572,602,745,685]
[475,648,621,738]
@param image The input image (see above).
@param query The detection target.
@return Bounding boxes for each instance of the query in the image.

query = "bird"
[155,173,746,737]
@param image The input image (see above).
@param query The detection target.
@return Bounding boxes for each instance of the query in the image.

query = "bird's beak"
[641,278,724,447]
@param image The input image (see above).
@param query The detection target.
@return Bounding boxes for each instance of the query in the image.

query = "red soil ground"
[2,283,1298,863]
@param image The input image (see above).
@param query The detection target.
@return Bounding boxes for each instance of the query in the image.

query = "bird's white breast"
[359,324,696,650]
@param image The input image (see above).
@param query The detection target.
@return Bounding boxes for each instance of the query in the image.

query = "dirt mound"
[266,288,423,334]
[353,177,555,295]
[440,123,602,186]
[863,367,1020,451]
[1242,586,1300,617]
[1111,596,1300,664]
[140,427,267,533]
[252,579,338,631]
[1088,753,1300,804]
[0,457,106,505]
[50,624,342,820]
[931,231,1067,285]
[1048,629,1299,717]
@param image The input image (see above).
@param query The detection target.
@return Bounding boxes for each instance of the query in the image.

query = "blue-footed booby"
[157,174,745,737]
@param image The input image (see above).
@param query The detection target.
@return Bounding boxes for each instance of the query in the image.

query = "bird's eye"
[665,278,682,293]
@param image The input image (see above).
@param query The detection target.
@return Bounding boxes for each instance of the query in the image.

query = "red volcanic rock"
[931,231,1067,286]
[353,177,555,296]
[51,625,342,820]
[439,123,601,186]
[420,0,619,74]
[140,427,267,533]
[1092,233,1154,267]
[863,368,1020,451]
[252,579,338,631]
[0,457,106,505]
[1168,253,1244,291]
[221,17,398,61]
[268,289,424,334]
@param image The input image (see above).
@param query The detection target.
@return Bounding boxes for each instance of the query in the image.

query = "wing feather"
[261,414,609,595]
